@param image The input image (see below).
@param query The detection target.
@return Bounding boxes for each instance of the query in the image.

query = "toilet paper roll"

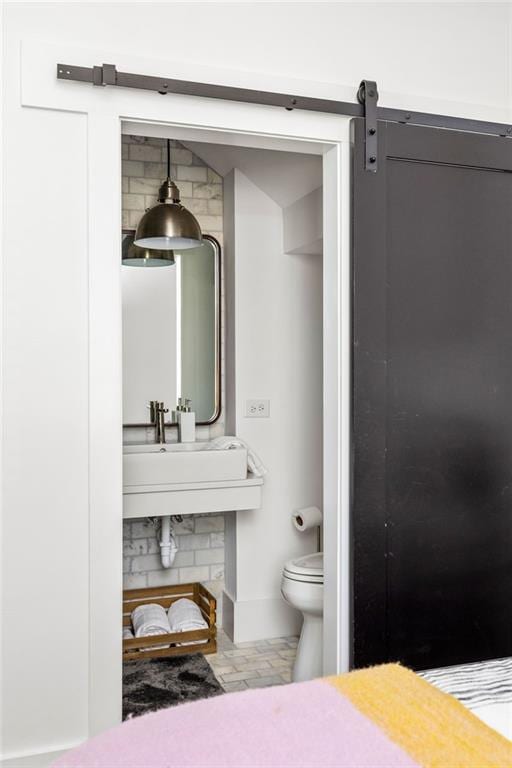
[292,506,323,532]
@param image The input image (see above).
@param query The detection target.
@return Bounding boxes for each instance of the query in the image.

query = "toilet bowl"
[281,552,323,682]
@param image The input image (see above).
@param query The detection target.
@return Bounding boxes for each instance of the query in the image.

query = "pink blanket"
[53,664,512,768]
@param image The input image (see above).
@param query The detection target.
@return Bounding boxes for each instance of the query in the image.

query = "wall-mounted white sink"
[123,441,248,486]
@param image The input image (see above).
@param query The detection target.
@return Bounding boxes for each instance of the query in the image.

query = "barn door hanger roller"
[357,80,378,172]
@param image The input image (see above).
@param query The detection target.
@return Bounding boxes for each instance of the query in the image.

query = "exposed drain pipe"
[159,516,178,568]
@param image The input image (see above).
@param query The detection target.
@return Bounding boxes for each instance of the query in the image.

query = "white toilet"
[281,552,323,682]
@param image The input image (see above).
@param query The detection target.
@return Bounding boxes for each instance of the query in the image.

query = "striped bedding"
[420,656,512,709]
[54,663,512,768]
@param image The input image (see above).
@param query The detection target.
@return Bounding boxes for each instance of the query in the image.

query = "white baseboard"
[1,744,76,768]
[222,592,302,642]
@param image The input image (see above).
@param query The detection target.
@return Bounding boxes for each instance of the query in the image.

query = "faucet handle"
[157,401,169,414]
[147,400,157,422]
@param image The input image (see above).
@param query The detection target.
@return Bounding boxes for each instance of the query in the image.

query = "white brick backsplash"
[129,144,162,162]
[123,539,148,556]
[207,168,222,184]
[143,162,167,179]
[198,215,223,231]
[122,136,226,601]
[169,148,192,165]
[129,177,161,195]
[192,182,222,200]
[123,193,145,211]
[210,532,225,547]
[195,515,224,533]
[207,199,223,215]
[177,533,210,551]
[176,165,207,182]
[204,579,223,598]
[146,538,161,555]
[144,195,158,210]
[195,548,224,565]
[172,516,195,535]
[147,569,180,588]
[175,180,193,198]
[172,550,195,568]
[131,553,162,573]
[127,520,156,539]
[179,565,210,583]
[210,565,225,582]
[124,573,147,589]
[128,211,142,228]
[123,160,144,177]
[180,197,208,215]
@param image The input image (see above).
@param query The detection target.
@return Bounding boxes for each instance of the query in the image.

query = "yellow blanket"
[329,663,512,768]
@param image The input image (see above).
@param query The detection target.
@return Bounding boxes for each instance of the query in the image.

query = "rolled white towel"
[132,603,171,637]
[205,436,267,477]
[168,598,207,632]
[132,603,171,650]
[123,627,134,640]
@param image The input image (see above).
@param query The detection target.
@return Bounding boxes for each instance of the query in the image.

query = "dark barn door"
[352,119,512,670]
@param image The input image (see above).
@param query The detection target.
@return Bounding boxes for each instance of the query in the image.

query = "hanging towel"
[168,598,208,646]
[205,436,267,477]
[132,603,171,650]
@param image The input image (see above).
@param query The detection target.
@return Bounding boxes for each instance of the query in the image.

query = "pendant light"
[122,240,175,267]
[134,139,202,251]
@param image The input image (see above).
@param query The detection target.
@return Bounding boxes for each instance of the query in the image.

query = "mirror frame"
[122,231,222,427]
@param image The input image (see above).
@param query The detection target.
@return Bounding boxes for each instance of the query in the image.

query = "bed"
[53,663,512,767]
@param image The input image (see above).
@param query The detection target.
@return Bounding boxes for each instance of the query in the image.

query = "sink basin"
[123,441,248,486]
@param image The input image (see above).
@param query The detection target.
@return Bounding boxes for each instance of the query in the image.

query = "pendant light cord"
[167,138,171,179]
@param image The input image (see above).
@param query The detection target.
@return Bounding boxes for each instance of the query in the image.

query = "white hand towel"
[132,603,172,653]
[168,598,209,647]
[123,627,134,640]
[168,598,207,632]
[205,436,267,477]
[132,603,171,637]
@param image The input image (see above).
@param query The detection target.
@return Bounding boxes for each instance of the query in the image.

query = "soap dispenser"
[178,398,196,443]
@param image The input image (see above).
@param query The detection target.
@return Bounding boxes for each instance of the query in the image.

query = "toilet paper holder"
[293,506,323,551]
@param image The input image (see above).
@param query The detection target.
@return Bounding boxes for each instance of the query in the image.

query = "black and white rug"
[420,656,512,709]
[123,654,224,720]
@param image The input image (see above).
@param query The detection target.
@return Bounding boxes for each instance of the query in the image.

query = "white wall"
[223,169,323,641]
[1,108,90,755]
[2,1,512,763]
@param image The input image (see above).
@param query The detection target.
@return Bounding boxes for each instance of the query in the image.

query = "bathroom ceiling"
[182,141,322,209]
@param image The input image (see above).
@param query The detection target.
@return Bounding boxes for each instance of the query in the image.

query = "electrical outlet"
[245,399,270,418]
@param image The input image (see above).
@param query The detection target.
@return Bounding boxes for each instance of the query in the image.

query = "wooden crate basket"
[123,582,217,661]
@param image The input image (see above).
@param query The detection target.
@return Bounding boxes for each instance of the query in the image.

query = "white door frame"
[21,40,351,736]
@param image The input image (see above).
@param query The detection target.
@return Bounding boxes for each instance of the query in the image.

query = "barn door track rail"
[57,63,512,171]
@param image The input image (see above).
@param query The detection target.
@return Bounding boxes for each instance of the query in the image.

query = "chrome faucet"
[148,400,169,444]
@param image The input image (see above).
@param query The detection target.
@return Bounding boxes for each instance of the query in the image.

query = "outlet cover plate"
[245,399,270,418]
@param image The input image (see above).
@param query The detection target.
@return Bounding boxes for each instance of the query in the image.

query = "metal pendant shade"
[134,139,202,251]
[122,241,175,267]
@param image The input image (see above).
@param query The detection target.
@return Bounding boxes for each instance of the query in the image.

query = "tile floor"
[205,630,298,692]
[208,636,512,741]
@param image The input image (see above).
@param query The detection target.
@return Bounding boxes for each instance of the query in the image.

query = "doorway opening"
[120,122,333,716]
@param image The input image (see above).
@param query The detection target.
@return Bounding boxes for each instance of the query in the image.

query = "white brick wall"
[121,136,226,613]
[123,514,225,621]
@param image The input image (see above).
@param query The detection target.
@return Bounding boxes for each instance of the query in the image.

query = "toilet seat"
[283,552,323,584]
